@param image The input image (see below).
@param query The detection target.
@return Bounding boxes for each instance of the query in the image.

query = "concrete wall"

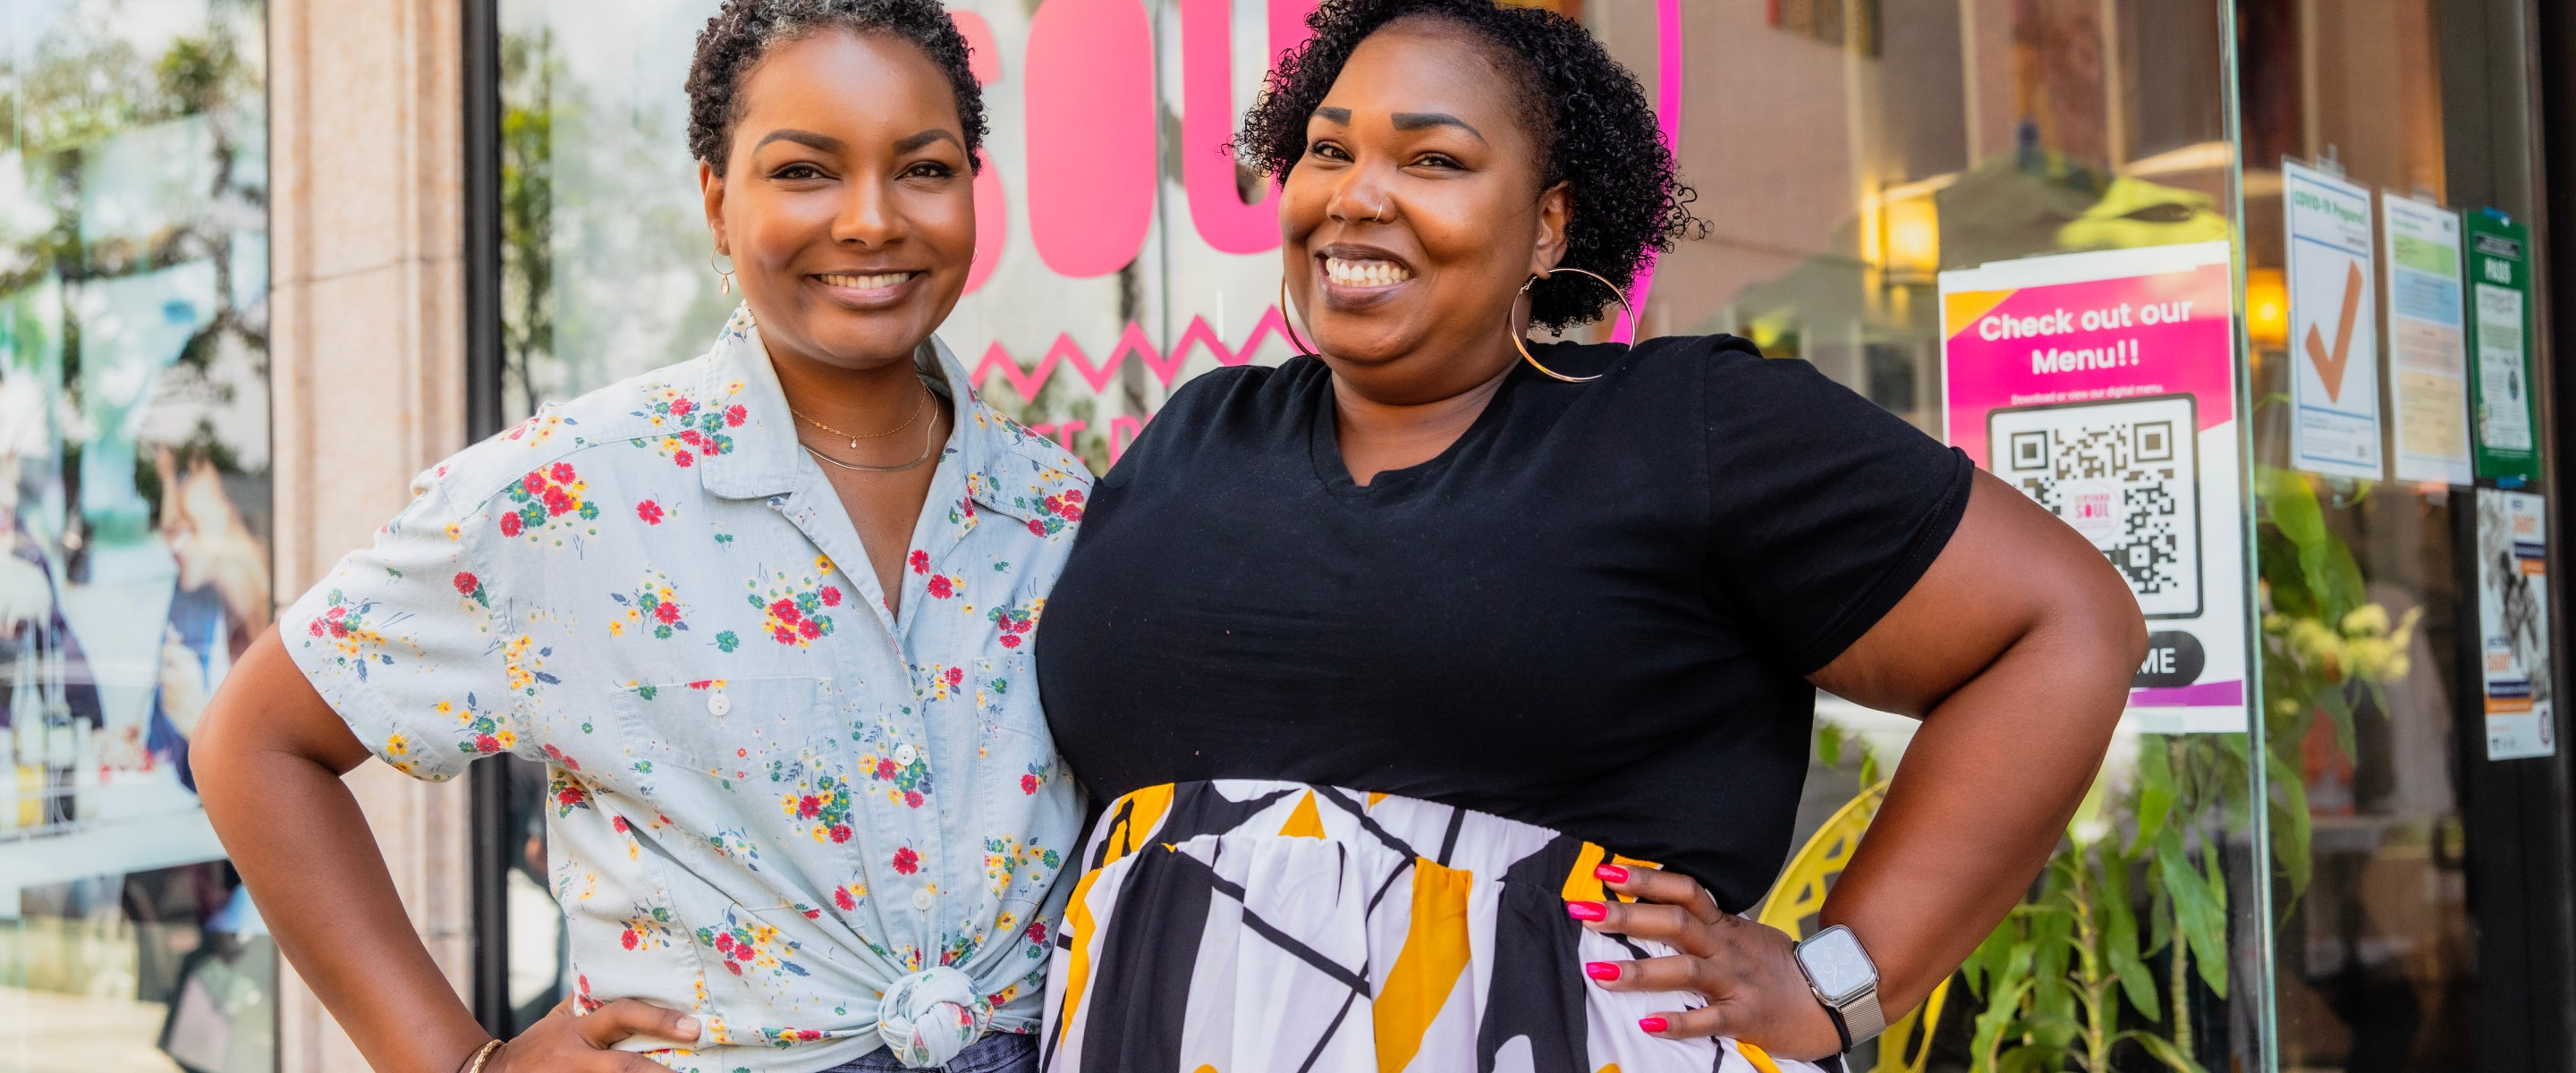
[267,0,473,1067]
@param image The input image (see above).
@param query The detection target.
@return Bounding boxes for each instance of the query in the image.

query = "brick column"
[266,0,471,1068]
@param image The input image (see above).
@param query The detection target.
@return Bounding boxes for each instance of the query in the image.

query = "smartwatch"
[1793,925,1885,1052]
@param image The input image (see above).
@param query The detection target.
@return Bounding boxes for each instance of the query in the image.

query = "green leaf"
[1815,722,1843,768]
[2258,466,2368,620]
[2259,466,2326,548]
[2317,683,2359,763]
[2000,1041,2073,1073]
[2267,750,2313,901]
[2316,536,2368,619]
[2100,855,2162,1021]
[2118,1028,2208,1073]
[1962,913,2021,996]
[2257,528,2318,618]
[2146,871,2174,956]
[2131,736,2177,856]
[2157,829,2227,1001]
[2197,840,2231,997]
[1970,947,2038,1073]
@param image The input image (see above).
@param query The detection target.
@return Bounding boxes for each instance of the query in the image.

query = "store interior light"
[2246,267,2288,348]
[1881,192,1940,283]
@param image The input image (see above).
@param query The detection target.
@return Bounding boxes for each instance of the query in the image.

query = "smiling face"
[700,30,975,375]
[1281,19,1569,404]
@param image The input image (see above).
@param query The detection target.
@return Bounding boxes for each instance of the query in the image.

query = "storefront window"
[2234,0,2565,1068]
[0,2,274,1070]
[486,1,2572,1066]
[1604,4,2274,1070]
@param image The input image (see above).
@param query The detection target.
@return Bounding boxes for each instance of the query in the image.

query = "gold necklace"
[801,411,939,474]
[792,388,928,449]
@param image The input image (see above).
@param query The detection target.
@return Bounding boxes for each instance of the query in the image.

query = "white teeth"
[1323,258,1411,287]
[819,272,912,289]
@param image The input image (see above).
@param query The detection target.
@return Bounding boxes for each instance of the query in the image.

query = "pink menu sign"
[1939,241,2250,733]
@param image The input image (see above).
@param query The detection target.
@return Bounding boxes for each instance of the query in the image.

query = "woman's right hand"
[488,998,700,1073]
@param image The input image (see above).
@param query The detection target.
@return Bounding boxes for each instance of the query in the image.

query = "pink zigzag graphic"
[970,305,1296,399]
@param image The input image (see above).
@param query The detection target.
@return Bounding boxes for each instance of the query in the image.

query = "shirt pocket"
[614,675,835,780]
[609,676,848,886]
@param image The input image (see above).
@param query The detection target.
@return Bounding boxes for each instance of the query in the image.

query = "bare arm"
[193,626,692,1073]
[1578,471,2145,1057]
[193,626,491,1072]
[1809,470,2145,1015]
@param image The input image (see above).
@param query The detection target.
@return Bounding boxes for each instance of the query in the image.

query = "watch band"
[1840,986,1887,1045]
[1793,925,1889,1052]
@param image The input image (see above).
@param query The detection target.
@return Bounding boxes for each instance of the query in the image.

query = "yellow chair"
[1754,780,1948,1073]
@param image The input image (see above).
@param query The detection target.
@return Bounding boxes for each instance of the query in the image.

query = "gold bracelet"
[461,1039,504,1073]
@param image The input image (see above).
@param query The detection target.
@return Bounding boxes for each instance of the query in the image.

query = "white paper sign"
[2284,161,2383,479]
[2474,279,2534,453]
[2477,488,2556,759]
[2380,195,2474,485]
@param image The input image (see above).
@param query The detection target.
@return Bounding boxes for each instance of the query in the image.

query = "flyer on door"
[2466,213,2542,483]
[2477,488,2556,759]
[2283,161,2383,480]
[1938,241,2247,734]
[2379,194,2474,485]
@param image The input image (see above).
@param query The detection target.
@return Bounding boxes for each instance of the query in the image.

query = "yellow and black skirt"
[1041,781,1825,1073]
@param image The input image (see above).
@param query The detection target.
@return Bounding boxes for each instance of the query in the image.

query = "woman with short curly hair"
[1034,2,2145,1069]
[196,3,1079,1071]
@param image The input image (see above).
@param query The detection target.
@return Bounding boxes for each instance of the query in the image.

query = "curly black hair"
[1237,0,1701,331]
[685,0,986,177]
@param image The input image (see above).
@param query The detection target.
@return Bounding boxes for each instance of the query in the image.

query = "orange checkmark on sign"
[2304,260,2364,402]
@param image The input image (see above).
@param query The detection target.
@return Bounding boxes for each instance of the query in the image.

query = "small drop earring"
[710,252,736,296]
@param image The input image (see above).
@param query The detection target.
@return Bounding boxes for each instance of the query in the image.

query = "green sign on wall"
[2467,213,2541,483]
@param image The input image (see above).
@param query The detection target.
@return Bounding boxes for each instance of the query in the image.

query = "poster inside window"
[0,2,275,1070]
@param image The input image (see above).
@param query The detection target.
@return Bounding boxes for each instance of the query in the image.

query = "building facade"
[4,0,2573,1070]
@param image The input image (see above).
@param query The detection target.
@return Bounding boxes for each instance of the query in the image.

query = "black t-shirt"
[1034,335,1972,910]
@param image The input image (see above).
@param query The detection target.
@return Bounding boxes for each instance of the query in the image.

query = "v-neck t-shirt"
[1033,335,1971,910]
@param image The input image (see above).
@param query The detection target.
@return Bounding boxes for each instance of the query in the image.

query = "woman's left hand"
[1567,864,1846,1061]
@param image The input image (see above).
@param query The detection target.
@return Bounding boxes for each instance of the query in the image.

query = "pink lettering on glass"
[1024,0,1157,277]
[952,12,1008,293]
[1180,0,1319,253]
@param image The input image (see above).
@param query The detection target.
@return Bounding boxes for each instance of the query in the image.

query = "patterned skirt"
[1040,781,1827,1073]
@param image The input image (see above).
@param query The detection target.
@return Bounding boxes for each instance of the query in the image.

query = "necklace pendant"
[848,439,860,450]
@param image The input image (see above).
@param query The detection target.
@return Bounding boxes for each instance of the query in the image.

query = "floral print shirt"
[283,307,1089,1071]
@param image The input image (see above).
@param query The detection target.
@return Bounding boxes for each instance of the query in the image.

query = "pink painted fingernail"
[1565,900,1606,921]
[1584,961,1622,982]
[1639,1016,1669,1034]
[1594,864,1630,884]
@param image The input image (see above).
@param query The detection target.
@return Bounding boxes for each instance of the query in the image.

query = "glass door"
[2233,0,2576,1068]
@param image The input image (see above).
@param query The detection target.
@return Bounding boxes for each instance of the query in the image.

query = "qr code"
[1989,394,2201,618]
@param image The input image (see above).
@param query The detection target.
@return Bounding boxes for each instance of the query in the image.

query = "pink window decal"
[1024,0,1157,277]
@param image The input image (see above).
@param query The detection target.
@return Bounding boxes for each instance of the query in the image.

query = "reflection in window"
[0,2,273,1070]
[1610,4,2258,1070]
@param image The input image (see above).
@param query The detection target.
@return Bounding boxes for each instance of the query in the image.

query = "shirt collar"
[695,305,1045,523]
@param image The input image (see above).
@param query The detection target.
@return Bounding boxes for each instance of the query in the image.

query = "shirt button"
[893,744,918,767]
[911,887,934,912]
[707,692,731,717]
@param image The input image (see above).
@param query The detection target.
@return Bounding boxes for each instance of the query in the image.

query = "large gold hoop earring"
[1278,275,1319,358]
[1512,266,1635,384]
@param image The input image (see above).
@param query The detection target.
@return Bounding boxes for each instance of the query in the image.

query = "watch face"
[1801,926,1877,1005]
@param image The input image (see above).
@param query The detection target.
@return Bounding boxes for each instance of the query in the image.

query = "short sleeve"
[280,465,525,782]
[1703,346,1973,674]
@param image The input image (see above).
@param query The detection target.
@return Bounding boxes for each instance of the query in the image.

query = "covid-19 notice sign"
[1939,241,2248,733]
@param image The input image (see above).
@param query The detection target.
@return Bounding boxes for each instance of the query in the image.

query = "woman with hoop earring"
[1031,1,2144,1070]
